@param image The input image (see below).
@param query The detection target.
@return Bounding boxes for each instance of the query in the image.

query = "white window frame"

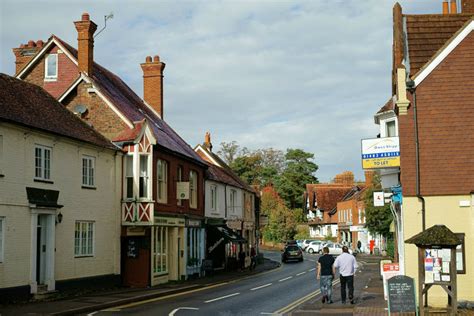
[189,170,198,209]
[157,159,168,203]
[230,189,237,213]
[74,221,94,257]
[0,217,4,262]
[210,185,217,211]
[82,155,95,187]
[177,166,183,206]
[125,155,134,199]
[139,155,150,199]
[34,145,52,181]
[45,54,58,80]
[0,135,3,175]
[153,226,168,275]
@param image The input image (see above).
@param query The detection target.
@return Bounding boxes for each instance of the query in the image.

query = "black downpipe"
[410,85,426,231]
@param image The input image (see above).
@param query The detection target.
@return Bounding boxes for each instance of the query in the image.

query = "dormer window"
[45,54,58,80]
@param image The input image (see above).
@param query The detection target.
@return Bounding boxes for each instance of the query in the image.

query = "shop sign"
[382,263,400,300]
[226,220,242,230]
[177,182,189,200]
[361,137,400,169]
[186,219,202,227]
[126,226,146,236]
[350,225,366,232]
[154,216,185,227]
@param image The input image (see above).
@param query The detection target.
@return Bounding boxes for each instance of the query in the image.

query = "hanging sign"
[177,182,189,199]
[374,191,385,206]
[361,137,400,169]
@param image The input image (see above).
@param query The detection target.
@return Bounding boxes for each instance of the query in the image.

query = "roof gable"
[413,18,474,86]
[0,73,116,150]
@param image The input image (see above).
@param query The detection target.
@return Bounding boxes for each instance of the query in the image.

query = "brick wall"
[22,45,79,99]
[63,81,128,140]
[398,32,474,196]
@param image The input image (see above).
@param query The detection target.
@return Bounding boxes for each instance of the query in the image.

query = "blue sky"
[0,0,440,182]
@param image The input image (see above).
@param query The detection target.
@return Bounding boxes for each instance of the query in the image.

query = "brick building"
[382,0,474,306]
[12,13,207,286]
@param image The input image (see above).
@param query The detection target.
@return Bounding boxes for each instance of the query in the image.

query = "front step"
[33,285,58,301]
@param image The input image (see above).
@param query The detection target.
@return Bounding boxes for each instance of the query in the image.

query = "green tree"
[275,149,318,209]
[260,188,297,242]
[363,175,393,237]
[217,141,242,165]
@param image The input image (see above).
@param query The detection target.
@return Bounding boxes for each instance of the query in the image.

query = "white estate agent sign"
[361,137,400,169]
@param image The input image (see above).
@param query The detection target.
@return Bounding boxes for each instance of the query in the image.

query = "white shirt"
[334,252,357,277]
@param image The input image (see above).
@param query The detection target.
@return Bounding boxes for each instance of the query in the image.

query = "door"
[36,215,48,284]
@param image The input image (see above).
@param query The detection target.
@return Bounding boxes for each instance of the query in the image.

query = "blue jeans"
[320,275,333,300]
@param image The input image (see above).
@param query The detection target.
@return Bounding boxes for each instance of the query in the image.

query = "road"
[91,250,330,316]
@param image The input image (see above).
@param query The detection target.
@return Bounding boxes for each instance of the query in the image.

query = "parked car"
[281,245,304,263]
[296,240,304,248]
[301,239,318,250]
[321,243,353,255]
[306,240,325,254]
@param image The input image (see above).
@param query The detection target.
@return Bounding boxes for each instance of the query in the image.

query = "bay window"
[125,155,133,199]
[189,170,198,209]
[157,159,168,203]
[139,155,149,198]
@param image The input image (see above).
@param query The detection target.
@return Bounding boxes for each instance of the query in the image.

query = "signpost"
[387,275,417,315]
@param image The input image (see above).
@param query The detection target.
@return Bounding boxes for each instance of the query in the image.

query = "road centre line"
[296,272,306,276]
[204,292,240,303]
[275,278,341,314]
[308,268,316,272]
[169,307,199,316]
[251,283,272,291]
[278,276,292,282]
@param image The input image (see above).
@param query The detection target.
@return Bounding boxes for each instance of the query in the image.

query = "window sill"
[34,179,54,184]
[75,255,94,258]
[44,77,57,82]
[153,272,169,277]
[81,185,97,190]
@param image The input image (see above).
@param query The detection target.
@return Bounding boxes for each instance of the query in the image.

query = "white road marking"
[296,271,306,276]
[87,312,98,316]
[250,283,272,291]
[204,292,240,303]
[169,307,199,316]
[308,268,316,272]
[278,276,292,282]
[261,313,281,315]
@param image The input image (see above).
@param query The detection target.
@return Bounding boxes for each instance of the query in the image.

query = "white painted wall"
[0,123,121,290]
[204,180,226,219]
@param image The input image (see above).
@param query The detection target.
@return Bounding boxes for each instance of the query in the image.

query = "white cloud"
[0,0,439,182]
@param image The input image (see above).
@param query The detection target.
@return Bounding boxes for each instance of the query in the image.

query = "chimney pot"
[443,1,449,14]
[74,14,97,76]
[141,55,165,119]
[36,40,44,48]
[28,40,35,48]
[204,132,213,151]
[82,12,90,21]
[153,55,160,62]
[146,56,152,63]
[20,44,26,48]
[450,0,458,13]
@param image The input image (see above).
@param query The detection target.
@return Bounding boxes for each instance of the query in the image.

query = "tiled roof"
[376,97,395,115]
[196,144,254,193]
[206,163,247,190]
[405,14,473,76]
[55,37,204,163]
[0,73,116,150]
[305,183,354,214]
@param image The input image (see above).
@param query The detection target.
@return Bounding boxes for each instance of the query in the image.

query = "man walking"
[334,245,357,304]
[316,246,335,304]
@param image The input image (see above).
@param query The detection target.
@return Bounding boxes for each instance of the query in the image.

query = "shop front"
[185,218,205,278]
[151,216,185,286]
[206,224,246,271]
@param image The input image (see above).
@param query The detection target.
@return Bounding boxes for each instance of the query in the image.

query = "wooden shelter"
[406,225,462,315]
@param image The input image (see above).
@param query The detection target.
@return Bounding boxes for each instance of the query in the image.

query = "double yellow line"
[274,279,340,315]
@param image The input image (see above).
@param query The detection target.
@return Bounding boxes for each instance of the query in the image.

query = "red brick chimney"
[74,13,97,76]
[450,0,458,13]
[141,55,166,119]
[461,0,474,12]
[12,40,42,75]
[443,1,450,14]
[203,132,213,151]
[364,171,375,188]
[392,3,404,95]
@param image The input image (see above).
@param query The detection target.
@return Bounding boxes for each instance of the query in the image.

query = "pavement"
[290,253,389,316]
[0,258,280,316]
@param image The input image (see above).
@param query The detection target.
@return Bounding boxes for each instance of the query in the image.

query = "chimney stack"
[204,132,213,151]
[450,0,458,13]
[141,55,166,119]
[461,0,474,12]
[364,171,375,188]
[12,40,41,75]
[74,13,97,76]
[443,1,449,14]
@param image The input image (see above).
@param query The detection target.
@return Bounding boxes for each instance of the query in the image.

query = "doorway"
[36,215,48,284]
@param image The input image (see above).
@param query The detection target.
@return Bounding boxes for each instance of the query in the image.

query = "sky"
[0,0,440,182]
